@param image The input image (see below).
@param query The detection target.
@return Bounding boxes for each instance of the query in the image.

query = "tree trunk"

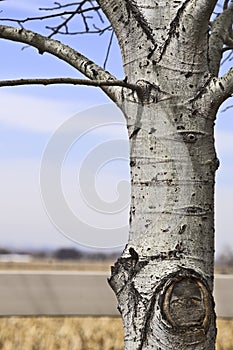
[0,0,223,349]
[109,97,218,349]
[107,1,219,349]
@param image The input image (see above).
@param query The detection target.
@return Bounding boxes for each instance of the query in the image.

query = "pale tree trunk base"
[109,253,216,350]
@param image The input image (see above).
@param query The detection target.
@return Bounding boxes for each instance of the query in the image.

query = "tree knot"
[160,269,214,334]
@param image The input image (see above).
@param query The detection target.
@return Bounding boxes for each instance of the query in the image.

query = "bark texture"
[1,1,233,349]
[106,1,221,349]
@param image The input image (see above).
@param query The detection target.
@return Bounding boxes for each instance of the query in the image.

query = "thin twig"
[44,26,111,35]
[39,2,82,11]
[89,0,104,23]
[103,29,114,70]
[0,7,100,24]
[0,77,138,91]
[0,1,102,39]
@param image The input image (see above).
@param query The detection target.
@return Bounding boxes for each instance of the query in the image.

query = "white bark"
[216,67,233,97]
[107,1,220,349]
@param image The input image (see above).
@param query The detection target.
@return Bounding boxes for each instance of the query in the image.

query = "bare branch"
[47,5,88,38]
[39,2,82,11]
[209,68,233,103]
[96,0,130,38]
[103,29,114,70]
[0,1,114,71]
[45,25,111,35]
[209,3,233,76]
[0,77,138,90]
[0,0,106,38]
[0,10,91,24]
[0,24,120,102]
[90,1,104,24]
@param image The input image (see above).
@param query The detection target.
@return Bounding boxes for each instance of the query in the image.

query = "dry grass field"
[0,259,115,272]
[0,317,123,350]
[217,319,233,350]
[0,316,231,350]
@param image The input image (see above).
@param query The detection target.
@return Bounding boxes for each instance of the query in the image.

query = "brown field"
[0,259,115,272]
[0,316,231,349]
[1,259,232,273]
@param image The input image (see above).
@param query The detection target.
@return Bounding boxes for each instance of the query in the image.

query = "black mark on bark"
[219,82,224,91]
[178,224,187,234]
[125,0,156,45]
[129,127,141,139]
[184,71,193,78]
[149,127,156,134]
[129,247,139,264]
[158,0,190,61]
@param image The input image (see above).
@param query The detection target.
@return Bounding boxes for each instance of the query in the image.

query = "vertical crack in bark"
[129,127,141,140]
[124,0,157,54]
[188,74,213,103]
[157,0,191,62]
[128,102,143,154]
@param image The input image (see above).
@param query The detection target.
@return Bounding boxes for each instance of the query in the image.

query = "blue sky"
[0,1,232,255]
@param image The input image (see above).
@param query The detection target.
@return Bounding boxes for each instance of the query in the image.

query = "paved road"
[214,274,233,318]
[0,271,231,317]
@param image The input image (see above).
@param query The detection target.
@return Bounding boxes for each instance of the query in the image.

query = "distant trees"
[0,248,11,255]
[216,248,233,270]
[0,245,119,261]
[53,247,83,260]
[53,247,120,261]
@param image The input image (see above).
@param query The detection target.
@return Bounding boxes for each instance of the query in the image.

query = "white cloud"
[1,1,48,14]
[0,91,82,133]
[0,159,82,249]
[214,130,233,254]
[0,91,123,138]
[1,158,129,249]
